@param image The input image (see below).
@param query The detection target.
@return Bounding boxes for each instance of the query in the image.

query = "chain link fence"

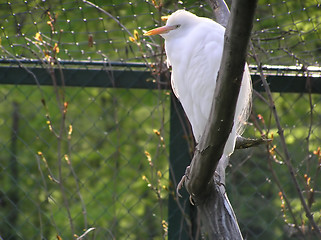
[0,0,320,239]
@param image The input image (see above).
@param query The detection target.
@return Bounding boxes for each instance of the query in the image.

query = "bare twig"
[36,154,59,233]
[266,146,304,237]
[76,227,95,240]
[0,46,44,95]
[235,136,271,149]
[251,43,321,237]
[305,70,313,174]
[82,0,133,38]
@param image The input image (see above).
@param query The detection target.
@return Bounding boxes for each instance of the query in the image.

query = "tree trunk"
[198,184,243,239]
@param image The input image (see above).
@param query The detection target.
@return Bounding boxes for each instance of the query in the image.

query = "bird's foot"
[176,166,197,205]
[176,166,190,198]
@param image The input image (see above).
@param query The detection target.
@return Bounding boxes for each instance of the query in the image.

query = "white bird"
[145,10,252,183]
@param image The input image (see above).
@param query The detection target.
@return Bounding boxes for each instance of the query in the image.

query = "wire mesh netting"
[1,85,171,239]
[0,0,320,64]
[229,91,321,239]
[0,0,321,239]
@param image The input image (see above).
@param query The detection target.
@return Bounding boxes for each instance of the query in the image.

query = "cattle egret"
[145,10,252,183]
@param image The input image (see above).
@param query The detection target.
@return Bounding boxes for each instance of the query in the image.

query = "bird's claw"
[176,175,185,198]
[176,166,191,198]
[176,166,197,205]
[189,195,195,205]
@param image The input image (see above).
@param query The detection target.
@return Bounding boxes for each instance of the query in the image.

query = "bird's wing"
[165,46,180,99]
[166,20,251,145]
[235,64,252,136]
[170,23,224,141]
[171,74,180,99]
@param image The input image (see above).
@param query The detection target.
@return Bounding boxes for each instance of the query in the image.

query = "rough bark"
[184,0,258,238]
[206,0,230,27]
[198,184,243,240]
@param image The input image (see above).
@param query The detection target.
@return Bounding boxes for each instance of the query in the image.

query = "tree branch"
[235,136,272,149]
[185,0,258,200]
[182,2,258,238]
[251,44,321,237]
[206,0,230,27]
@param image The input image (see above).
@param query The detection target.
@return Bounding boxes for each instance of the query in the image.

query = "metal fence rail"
[1,62,321,92]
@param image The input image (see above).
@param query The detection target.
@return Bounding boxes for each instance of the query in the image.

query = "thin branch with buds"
[251,42,321,237]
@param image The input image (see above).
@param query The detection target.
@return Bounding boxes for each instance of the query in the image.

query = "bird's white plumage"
[154,10,252,178]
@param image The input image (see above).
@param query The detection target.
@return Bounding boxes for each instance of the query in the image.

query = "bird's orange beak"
[144,25,176,36]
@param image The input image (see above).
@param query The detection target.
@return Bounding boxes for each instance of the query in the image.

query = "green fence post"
[168,95,198,239]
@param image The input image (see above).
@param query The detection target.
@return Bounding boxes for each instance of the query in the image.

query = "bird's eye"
[175,24,181,29]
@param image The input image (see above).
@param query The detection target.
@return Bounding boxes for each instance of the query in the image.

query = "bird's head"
[144,10,198,39]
